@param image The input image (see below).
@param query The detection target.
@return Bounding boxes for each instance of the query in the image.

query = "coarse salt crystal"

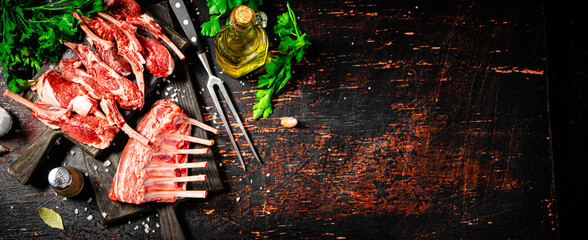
[87,215,93,220]
[75,208,79,214]
[103,160,111,167]
[87,197,92,203]
[102,212,108,218]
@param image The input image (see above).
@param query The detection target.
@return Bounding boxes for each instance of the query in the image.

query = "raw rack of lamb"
[109,99,219,204]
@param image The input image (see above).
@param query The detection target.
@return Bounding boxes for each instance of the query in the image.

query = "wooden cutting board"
[82,2,224,239]
[6,1,189,185]
[83,60,224,237]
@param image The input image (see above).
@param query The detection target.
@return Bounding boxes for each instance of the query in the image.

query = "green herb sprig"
[253,2,309,119]
[200,0,263,37]
[0,0,103,93]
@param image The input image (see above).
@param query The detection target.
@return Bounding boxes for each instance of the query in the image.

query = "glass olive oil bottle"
[215,5,269,78]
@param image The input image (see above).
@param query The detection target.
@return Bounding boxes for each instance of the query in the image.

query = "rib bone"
[168,133,214,146]
[185,118,219,134]
[143,174,206,186]
[154,148,210,156]
[143,190,207,201]
[144,161,208,170]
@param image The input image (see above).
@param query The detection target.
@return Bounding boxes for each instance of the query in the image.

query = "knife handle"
[168,0,204,54]
[7,128,62,184]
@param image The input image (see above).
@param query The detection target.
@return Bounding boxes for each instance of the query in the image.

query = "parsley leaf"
[252,2,309,119]
[201,15,222,37]
[201,0,262,37]
[1,0,104,93]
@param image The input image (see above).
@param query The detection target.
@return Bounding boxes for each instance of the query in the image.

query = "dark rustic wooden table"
[1,0,559,239]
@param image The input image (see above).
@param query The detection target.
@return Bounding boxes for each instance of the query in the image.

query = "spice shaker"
[48,166,85,198]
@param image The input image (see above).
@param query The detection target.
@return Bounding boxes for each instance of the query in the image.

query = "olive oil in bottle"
[215,5,269,78]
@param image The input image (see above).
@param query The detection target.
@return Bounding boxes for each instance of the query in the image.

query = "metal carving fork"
[169,0,261,170]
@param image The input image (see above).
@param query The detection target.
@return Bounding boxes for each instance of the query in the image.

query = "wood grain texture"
[0,0,557,239]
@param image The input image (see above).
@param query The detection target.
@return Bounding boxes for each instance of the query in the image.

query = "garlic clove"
[280,117,298,128]
[0,106,13,137]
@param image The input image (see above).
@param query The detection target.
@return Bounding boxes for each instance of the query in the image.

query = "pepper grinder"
[48,166,84,198]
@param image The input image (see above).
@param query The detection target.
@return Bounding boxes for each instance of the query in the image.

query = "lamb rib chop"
[136,34,174,78]
[3,90,118,149]
[59,58,149,146]
[126,14,185,60]
[104,0,185,60]
[72,11,132,77]
[97,11,146,95]
[31,69,98,117]
[64,42,144,110]
[104,0,141,20]
[60,58,110,100]
[109,99,216,204]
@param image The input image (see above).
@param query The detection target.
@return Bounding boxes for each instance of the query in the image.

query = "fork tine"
[207,83,247,170]
[215,82,262,164]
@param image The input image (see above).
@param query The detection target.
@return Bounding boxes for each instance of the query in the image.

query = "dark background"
[545,1,588,239]
[0,0,584,239]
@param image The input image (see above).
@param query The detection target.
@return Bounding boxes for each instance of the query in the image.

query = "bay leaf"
[38,207,65,231]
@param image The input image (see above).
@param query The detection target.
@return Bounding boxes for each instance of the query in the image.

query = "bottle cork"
[231,5,255,30]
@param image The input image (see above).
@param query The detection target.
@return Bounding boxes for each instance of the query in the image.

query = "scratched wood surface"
[0,0,557,239]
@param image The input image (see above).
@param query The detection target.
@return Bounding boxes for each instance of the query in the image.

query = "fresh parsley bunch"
[252,2,309,119]
[200,0,263,37]
[0,0,103,93]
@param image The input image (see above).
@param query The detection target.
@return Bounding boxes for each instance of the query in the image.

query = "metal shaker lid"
[48,167,72,189]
